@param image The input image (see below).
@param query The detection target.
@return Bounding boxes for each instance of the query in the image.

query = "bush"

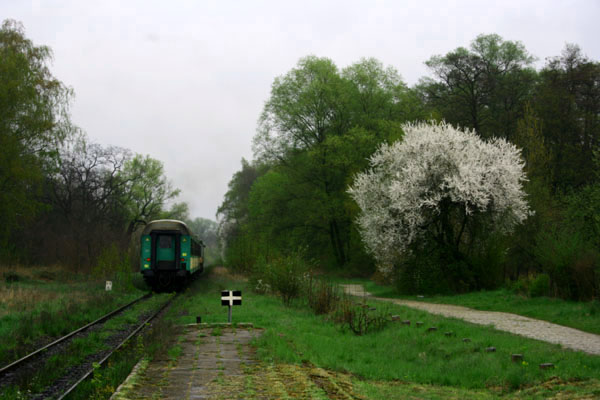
[250,250,310,305]
[332,297,389,335]
[305,278,341,315]
[510,276,530,295]
[93,243,131,286]
[534,228,599,300]
[528,273,550,297]
[395,246,451,295]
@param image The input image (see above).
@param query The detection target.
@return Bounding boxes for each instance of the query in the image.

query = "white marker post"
[105,281,112,291]
[221,290,242,323]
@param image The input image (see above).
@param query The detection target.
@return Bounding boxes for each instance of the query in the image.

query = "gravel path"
[342,284,600,356]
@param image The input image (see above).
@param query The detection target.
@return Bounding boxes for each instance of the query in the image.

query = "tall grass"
[0,265,146,366]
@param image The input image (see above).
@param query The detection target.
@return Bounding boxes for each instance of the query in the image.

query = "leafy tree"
[342,58,424,129]
[121,154,180,236]
[186,217,218,248]
[534,44,600,190]
[420,34,536,139]
[250,56,419,267]
[217,159,265,270]
[46,133,131,268]
[217,158,263,227]
[349,121,531,289]
[0,19,74,259]
[161,202,189,221]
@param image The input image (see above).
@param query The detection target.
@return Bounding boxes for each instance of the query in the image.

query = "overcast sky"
[4,0,599,220]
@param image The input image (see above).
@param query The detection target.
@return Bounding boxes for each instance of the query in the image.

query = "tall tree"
[47,133,131,267]
[250,56,421,267]
[217,159,265,270]
[534,44,600,189]
[0,19,74,259]
[420,34,536,139]
[121,154,180,236]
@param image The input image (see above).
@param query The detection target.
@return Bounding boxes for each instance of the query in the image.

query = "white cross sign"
[221,290,242,306]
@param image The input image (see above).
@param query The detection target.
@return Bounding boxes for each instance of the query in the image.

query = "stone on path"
[539,363,555,370]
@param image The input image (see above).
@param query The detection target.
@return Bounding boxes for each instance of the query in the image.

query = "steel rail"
[57,293,178,400]
[0,293,151,377]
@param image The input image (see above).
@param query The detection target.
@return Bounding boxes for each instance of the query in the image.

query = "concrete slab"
[111,326,262,400]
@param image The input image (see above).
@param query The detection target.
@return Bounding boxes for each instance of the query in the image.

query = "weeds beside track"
[0,292,175,399]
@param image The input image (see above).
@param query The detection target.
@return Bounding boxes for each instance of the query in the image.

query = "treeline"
[0,20,218,273]
[219,34,600,300]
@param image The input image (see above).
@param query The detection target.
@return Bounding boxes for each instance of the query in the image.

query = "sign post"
[221,290,242,323]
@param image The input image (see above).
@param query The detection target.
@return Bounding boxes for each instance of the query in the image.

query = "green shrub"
[510,276,529,295]
[250,250,310,305]
[305,278,341,315]
[93,243,131,286]
[3,272,20,283]
[332,297,389,335]
[395,246,451,295]
[534,228,599,300]
[529,273,550,297]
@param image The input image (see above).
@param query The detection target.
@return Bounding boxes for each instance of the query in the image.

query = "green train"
[140,219,204,290]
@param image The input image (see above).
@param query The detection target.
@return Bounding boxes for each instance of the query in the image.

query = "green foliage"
[93,243,132,285]
[90,362,115,400]
[0,20,74,261]
[533,217,599,300]
[332,298,389,336]
[251,251,310,305]
[534,44,600,190]
[218,159,265,272]
[170,275,600,393]
[529,273,550,297]
[305,277,342,315]
[421,33,536,139]
[221,56,420,273]
[186,217,219,248]
[396,246,450,295]
[122,154,180,236]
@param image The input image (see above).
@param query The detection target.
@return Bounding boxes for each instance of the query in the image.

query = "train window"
[158,235,172,249]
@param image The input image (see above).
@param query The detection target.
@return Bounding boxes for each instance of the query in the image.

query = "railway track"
[0,292,177,399]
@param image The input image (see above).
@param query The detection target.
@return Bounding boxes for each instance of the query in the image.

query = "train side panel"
[141,235,151,272]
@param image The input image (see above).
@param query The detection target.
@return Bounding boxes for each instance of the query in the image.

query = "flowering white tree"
[349,121,531,278]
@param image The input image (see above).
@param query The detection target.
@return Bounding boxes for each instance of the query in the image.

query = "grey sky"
[4,0,599,220]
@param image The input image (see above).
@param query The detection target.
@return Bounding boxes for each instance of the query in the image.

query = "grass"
[0,264,148,366]
[334,277,600,335]
[1,291,173,399]
[167,268,600,398]
[0,264,175,400]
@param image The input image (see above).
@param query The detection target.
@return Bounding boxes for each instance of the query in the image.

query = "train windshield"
[158,235,172,248]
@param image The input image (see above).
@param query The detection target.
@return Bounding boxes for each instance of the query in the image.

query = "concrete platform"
[110,325,261,400]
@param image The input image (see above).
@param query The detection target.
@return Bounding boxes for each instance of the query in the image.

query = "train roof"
[141,219,192,236]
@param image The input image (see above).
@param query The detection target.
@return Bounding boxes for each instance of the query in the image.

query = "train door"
[156,234,175,269]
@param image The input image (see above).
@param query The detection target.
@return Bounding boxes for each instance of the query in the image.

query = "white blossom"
[348,121,531,270]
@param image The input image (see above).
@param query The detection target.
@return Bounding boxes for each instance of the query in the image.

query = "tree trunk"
[329,219,346,266]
